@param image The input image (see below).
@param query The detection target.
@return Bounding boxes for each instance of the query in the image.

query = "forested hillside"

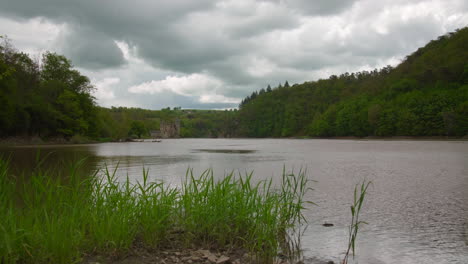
[97,107,238,139]
[0,37,100,139]
[1,28,467,142]
[0,36,237,141]
[238,28,468,137]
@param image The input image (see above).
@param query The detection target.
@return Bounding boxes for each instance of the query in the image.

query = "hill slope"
[238,27,468,137]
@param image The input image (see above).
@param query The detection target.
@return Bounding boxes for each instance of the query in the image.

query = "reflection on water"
[94,154,197,183]
[1,139,467,264]
[0,144,98,176]
[193,149,256,154]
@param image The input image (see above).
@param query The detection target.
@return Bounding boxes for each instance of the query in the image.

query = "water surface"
[2,139,467,264]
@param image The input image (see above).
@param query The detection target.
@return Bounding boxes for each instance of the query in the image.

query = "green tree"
[128,121,147,138]
[236,28,468,138]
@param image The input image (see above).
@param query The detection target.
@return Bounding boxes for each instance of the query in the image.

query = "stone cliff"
[160,119,180,138]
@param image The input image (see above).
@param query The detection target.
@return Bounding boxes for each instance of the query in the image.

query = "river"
[1,139,467,264]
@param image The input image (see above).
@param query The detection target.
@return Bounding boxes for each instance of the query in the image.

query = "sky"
[0,0,466,110]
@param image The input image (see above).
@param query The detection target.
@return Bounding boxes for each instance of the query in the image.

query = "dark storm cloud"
[275,0,358,15]
[0,0,466,109]
[57,25,125,69]
[0,0,215,70]
[0,0,214,23]
[0,0,354,74]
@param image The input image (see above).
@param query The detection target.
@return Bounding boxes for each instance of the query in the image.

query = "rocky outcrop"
[160,119,180,138]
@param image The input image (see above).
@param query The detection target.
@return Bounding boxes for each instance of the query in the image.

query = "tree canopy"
[1,28,466,141]
[237,28,468,137]
[0,37,99,138]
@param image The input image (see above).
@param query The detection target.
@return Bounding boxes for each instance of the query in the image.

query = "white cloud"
[0,16,65,55]
[128,73,243,104]
[129,73,222,96]
[93,77,119,102]
[1,0,466,109]
[115,40,143,63]
[246,56,278,77]
[199,94,241,104]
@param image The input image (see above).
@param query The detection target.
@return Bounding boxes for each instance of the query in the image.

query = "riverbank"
[0,159,310,264]
[0,135,104,146]
[302,135,468,140]
[82,246,335,264]
[84,246,254,264]
[2,135,467,148]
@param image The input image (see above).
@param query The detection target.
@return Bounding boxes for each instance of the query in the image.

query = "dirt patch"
[82,246,336,264]
[83,246,260,264]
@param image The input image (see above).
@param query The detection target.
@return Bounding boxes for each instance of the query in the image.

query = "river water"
[1,139,467,264]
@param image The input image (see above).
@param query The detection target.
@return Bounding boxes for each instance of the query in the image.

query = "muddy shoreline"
[1,135,466,147]
[83,246,335,264]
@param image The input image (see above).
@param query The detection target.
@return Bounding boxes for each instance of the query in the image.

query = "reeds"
[342,180,371,264]
[0,158,311,263]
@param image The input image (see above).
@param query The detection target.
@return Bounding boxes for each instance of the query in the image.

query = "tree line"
[0,36,99,139]
[97,107,238,139]
[1,28,466,141]
[237,28,467,137]
[0,36,238,141]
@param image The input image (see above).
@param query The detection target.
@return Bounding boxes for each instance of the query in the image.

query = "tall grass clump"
[0,157,311,264]
[342,180,371,264]
[179,169,310,261]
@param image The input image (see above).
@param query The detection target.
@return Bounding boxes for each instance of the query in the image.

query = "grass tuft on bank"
[0,158,311,264]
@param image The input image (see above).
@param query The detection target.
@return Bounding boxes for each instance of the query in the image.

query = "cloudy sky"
[0,0,466,109]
